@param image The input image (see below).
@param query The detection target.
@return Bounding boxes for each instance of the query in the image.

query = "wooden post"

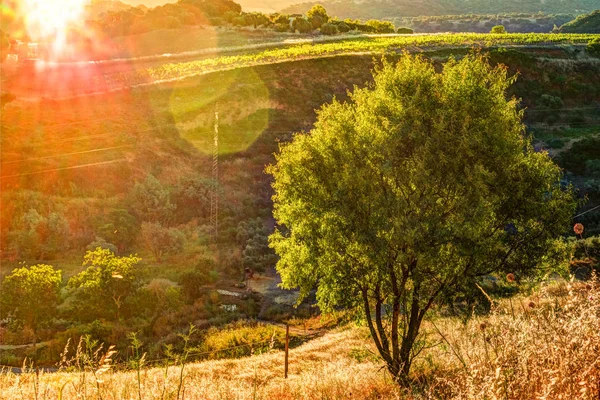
[284,324,290,379]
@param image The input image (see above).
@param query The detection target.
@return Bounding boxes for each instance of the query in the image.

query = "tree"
[0,264,62,348]
[491,24,507,33]
[130,174,176,224]
[68,248,141,321]
[292,17,312,33]
[140,222,184,262]
[268,54,576,384]
[306,4,329,23]
[320,23,339,35]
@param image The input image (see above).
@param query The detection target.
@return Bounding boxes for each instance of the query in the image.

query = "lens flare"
[23,0,87,53]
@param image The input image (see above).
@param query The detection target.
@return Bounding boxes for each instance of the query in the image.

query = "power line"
[1,145,132,165]
[574,204,600,219]
[0,159,128,179]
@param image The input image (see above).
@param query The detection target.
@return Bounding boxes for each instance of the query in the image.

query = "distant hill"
[118,0,176,6]
[86,1,145,19]
[556,9,600,32]
[281,0,600,19]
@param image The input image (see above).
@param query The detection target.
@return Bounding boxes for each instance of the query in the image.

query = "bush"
[320,23,338,35]
[336,21,350,33]
[365,19,395,33]
[274,23,290,32]
[396,27,414,34]
[587,38,600,56]
[491,25,507,33]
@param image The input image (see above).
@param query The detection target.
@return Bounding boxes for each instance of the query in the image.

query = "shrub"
[320,23,338,35]
[336,21,350,33]
[587,38,600,56]
[396,27,414,34]
[491,25,507,33]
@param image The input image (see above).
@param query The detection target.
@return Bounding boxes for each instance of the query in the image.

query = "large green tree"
[68,248,141,321]
[268,54,576,384]
[0,264,62,347]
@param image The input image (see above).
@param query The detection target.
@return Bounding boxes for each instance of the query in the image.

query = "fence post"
[284,324,290,379]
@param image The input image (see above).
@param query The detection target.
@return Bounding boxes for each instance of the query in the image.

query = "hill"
[281,0,600,19]
[1,38,600,369]
[556,9,600,33]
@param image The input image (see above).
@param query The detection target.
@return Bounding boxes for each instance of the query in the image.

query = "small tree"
[292,17,312,33]
[0,264,62,348]
[140,222,184,263]
[68,248,141,321]
[491,24,507,34]
[268,54,575,384]
[306,4,329,23]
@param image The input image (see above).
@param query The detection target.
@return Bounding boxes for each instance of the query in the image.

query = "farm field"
[4,33,599,98]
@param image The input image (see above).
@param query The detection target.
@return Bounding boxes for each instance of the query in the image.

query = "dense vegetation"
[2,43,600,369]
[400,13,575,34]
[555,9,600,33]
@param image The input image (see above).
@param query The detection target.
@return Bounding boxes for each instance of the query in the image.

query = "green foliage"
[8,209,70,260]
[201,321,285,358]
[336,21,351,33]
[365,19,395,33]
[98,209,138,253]
[130,175,176,224]
[0,264,62,341]
[282,0,597,20]
[491,25,507,33]
[140,222,184,263]
[396,27,414,34]
[587,37,600,56]
[560,137,600,175]
[86,237,118,254]
[320,22,339,35]
[306,4,329,23]
[68,249,142,321]
[237,218,278,274]
[292,17,312,33]
[178,258,217,303]
[556,9,600,33]
[268,53,576,381]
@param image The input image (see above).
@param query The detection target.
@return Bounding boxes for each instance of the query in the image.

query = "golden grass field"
[2,280,600,399]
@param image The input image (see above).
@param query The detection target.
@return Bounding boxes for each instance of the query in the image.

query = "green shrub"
[336,21,351,33]
[320,23,338,35]
[587,38,600,56]
[491,25,507,34]
[396,27,414,34]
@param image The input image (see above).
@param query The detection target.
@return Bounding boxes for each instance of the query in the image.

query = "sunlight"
[23,0,87,52]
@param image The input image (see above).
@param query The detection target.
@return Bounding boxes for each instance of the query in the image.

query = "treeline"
[281,0,599,20]
[399,13,574,34]
[87,1,406,37]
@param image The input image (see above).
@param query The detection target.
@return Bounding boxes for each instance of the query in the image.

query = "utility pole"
[210,110,219,245]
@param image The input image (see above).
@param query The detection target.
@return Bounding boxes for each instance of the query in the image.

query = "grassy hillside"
[557,9,600,33]
[1,42,600,367]
[281,0,600,19]
[1,281,600,399]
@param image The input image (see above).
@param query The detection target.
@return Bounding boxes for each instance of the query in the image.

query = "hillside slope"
[282,0,600,19]
[557,9,600,33]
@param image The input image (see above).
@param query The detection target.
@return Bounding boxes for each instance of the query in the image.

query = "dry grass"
[2,280,600,399]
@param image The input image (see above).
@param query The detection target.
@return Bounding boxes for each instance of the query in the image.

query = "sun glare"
[23,0,88,51]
